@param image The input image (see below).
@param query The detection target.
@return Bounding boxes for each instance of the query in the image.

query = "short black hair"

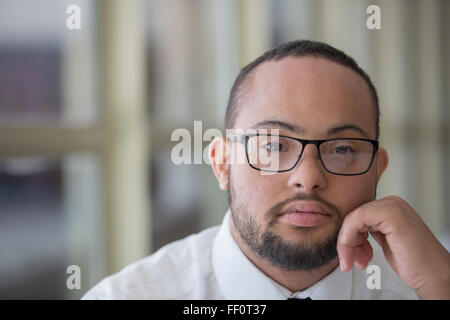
[225,40,380,140]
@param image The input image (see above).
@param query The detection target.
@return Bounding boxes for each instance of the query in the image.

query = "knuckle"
[387,195,407,207]
[348,205,366,218]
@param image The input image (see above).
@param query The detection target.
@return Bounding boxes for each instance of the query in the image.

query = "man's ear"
[209,136,230,190]
[375,147,389,184]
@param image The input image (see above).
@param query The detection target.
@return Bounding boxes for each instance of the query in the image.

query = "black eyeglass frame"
[240,133,379,176]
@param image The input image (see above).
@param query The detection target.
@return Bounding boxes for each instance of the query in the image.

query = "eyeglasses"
[239,134,379,176]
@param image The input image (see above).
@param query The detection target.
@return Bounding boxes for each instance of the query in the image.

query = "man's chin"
[270,222,340,249]
[257,229,339,271]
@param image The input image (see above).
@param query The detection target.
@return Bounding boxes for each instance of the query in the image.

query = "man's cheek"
[340,183,375,218]
[245,185,270,207]
[240,180,277,213]
[233,175,262,203]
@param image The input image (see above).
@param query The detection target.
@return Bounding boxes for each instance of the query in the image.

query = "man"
[83,40,450,300]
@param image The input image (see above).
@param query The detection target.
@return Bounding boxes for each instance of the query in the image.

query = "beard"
[228,175,344,271]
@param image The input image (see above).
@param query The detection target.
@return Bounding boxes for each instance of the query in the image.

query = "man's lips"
[278,201,331,227]
[281,201,331,216]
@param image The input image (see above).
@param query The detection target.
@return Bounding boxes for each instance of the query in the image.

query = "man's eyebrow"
[249,120,304,134]
[249,120,371,139]
[326,124,370,138]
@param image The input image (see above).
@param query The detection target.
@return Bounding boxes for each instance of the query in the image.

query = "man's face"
[227,56,381,271]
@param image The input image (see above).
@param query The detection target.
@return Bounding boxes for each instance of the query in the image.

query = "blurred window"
[146,0,231,251]
[0,0,104,299]
[0,154,103,299]
[0,0,99,127]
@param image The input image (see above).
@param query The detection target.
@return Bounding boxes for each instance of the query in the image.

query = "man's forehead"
[246,56,372,102]
[250,55,365,83]
[235,56,376,138]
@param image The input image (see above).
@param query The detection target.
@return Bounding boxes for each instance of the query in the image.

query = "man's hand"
[337,195,450,299]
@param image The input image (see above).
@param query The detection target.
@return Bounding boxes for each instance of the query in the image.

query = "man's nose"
[286,145,328,191]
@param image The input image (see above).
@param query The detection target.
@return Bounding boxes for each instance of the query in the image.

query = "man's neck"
[229,216,340,292]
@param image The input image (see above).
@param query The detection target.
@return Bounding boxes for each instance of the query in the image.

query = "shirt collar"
[212,210,353,300]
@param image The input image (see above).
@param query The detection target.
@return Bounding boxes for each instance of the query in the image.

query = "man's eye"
[332,146,354,154]
[265,143,285,152]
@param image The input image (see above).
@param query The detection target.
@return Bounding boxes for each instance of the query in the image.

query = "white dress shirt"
[82,210,418,300]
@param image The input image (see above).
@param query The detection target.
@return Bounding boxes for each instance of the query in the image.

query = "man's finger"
[339,244,354,272]
[354,238,373,270]
[369,231,386,250]
[338,231,369,272]
[337,206,392,272]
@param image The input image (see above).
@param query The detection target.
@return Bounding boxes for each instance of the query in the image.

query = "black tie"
[287,296,312,300]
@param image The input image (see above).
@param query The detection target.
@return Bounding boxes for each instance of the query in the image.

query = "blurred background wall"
[0,0,448,299]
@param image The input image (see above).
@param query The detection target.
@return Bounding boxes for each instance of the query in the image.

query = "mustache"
[265,193,341,222]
